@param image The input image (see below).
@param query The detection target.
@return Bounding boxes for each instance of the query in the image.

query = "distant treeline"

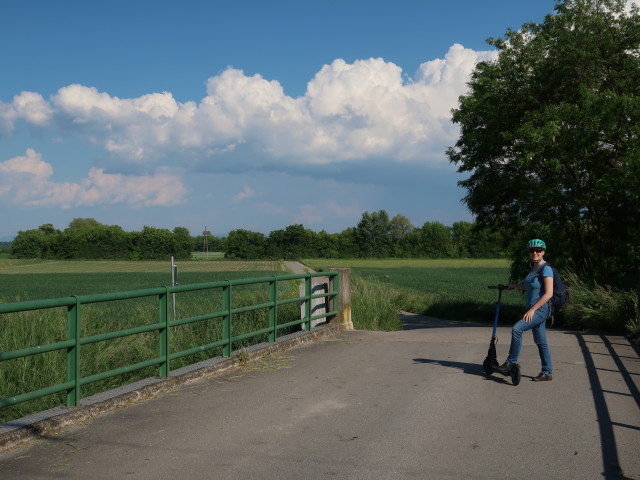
[9,212,509,261]
[10,219,194,261]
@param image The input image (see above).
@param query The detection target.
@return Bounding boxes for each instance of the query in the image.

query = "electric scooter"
[483,285,521,386]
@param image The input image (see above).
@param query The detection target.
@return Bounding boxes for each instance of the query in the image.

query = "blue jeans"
[507,303,553,375]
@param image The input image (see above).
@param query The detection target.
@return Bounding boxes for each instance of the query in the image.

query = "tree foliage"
[221,211,506,260]
[10,219,194,260]
[226,229,268,259]
[356,210,392,258]
[9,214,509,261]
[447,0,640,290]
[420,221,455,258]
[68,218,103,230]
[268,224,316,259]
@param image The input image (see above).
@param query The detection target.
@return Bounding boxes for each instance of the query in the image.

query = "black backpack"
[534,262,568,309]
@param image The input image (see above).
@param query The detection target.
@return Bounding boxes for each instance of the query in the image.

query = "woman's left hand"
[523,308,536,323]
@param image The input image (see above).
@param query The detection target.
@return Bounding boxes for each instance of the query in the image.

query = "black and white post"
[170,256,178,320]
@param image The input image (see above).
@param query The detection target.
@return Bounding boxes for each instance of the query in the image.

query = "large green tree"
[388,214,414,257]
[172,227,196,260]
[420,221,454,258]
[268,224,316,259]
[447,0,640,290]
[67,218,103,230]
[11,224,60,259]
[225,229,268,259]
[355,210,392,258]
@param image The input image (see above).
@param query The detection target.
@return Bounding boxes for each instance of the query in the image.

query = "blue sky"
[0,0,566,241]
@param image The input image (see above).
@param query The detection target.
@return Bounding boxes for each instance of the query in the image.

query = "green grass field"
[304,258,524,322]
[0,257,523,321]
[304,259,523,314]
[0,260,286,302]
[191,251,225,260]
[0,258,282,273]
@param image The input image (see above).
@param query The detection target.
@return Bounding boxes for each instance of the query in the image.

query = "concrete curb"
[0,322,346,454]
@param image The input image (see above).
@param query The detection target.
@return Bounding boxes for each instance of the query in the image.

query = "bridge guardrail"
[0,271,339,413]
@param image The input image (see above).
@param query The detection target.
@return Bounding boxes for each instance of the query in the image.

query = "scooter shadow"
[412,358,523,384]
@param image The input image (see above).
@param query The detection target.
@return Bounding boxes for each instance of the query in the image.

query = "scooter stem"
[492,295,501,338]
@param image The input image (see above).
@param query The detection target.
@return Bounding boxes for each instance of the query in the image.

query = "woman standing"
[496,239,554,381]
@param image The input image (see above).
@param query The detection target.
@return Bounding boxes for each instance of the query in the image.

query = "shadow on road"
[575,333,639,480]
[412,357,513,384]
[401,312,485,330]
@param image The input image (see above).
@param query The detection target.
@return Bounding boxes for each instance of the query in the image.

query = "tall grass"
[0,270,303,423]
[561,271,640,336]
[350,276,404,331]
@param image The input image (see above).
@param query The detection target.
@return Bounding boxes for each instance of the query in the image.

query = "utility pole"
[202,227,211,259]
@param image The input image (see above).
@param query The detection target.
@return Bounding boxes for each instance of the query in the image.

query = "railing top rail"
[74,287,168,304]
[0,271,339,314]
[0,297,75,314]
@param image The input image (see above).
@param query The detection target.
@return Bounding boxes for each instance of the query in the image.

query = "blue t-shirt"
[523,264,553,308]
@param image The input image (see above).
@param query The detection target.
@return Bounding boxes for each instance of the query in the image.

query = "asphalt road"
[1,314,638,480]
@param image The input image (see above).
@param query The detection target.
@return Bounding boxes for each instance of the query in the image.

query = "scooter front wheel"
[483,357,495,376]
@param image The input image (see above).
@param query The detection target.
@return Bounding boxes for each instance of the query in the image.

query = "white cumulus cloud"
[0,92,53,136]
[0,149,186,208]
[3,44,496,172]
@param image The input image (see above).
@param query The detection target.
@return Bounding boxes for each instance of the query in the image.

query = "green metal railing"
[0,271,338,410]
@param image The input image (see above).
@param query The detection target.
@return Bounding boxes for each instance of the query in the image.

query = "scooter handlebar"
[488,284,510,290]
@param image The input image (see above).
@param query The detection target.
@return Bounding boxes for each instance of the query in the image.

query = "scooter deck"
[485,361,521,386]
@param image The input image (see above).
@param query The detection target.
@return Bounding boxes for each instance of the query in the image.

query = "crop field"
[0,258,523,317]
[304,258,524,321]
[305,258,510,270]
[0,259,282,274]
[0,260,286,303]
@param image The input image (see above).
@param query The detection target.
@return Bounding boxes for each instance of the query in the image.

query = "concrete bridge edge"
[0,322,347,455]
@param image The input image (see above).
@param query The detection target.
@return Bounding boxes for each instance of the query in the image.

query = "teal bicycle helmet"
[527,239,546,250]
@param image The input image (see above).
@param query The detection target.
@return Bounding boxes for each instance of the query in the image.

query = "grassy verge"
[561,271,640,337]
[350,276,405,331]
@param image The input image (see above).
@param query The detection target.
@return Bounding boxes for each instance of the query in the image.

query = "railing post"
[304,275,312,331]
[222,281,232,356]
[330,268,353,330]
[269,277,277,342]
[66,296,81,407]
[159,287,169,377]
